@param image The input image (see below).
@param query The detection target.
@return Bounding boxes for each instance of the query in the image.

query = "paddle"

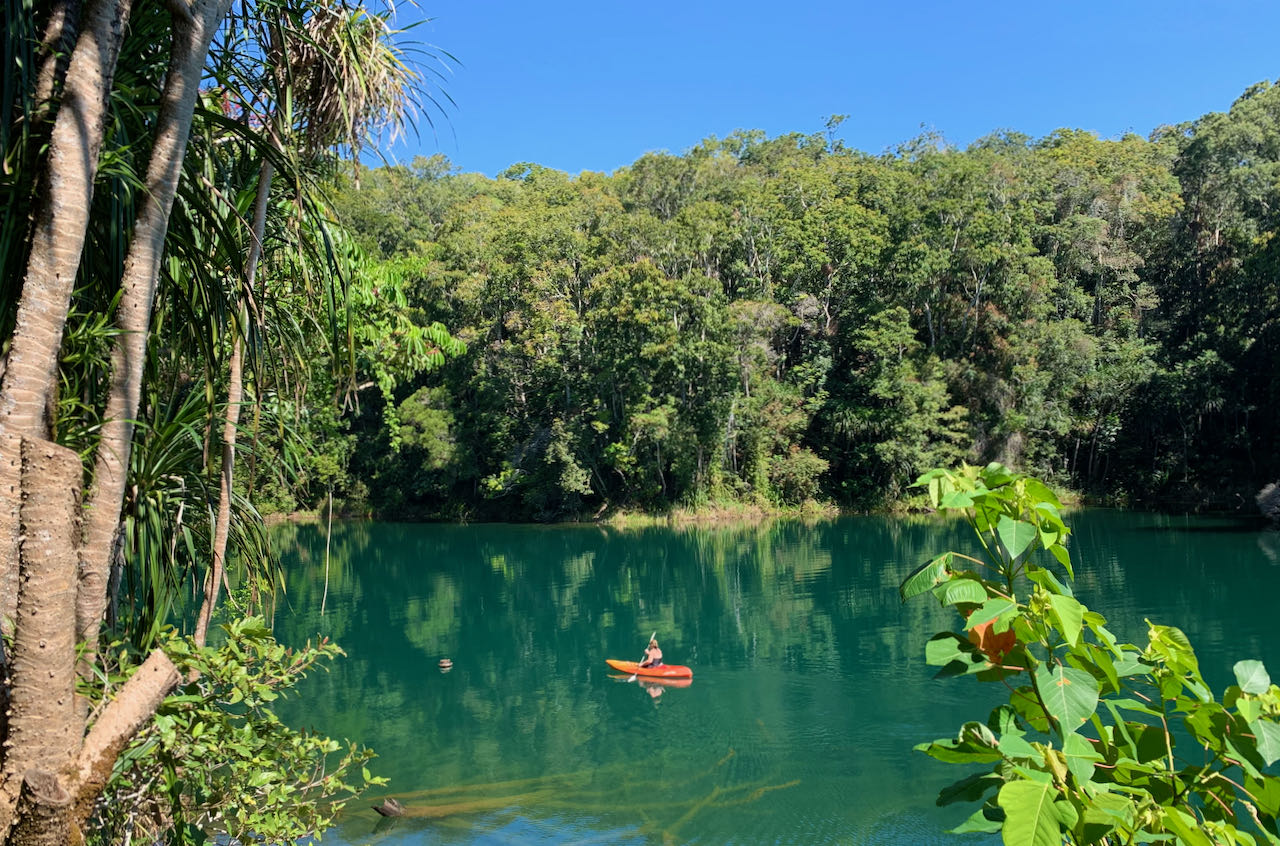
[627,631,657,682]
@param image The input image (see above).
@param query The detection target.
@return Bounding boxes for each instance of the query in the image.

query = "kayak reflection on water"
[607,673,693,694]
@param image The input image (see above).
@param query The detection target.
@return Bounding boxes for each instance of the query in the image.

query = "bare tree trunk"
[78,0,235,660]
[70,649,179,830]
[194,159,272,648]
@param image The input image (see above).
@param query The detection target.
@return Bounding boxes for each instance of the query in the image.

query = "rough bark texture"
[0,0,131,687]
[10,770,73,846]
[33,0,84,112]
[72,648,180,830]
[0,439,83,840]
[0,430,19,636]
[195,159,272,648]
[77,0,235,658]
[0,0,131,436]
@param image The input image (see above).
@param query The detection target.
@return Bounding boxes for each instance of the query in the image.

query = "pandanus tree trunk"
[194,159,274,648]
[79,0,235,662]
[0,0,233,840]
[0,0,132,633]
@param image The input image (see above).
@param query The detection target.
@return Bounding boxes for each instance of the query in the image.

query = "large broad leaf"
[1111,651,1148,678]
[915,737,1003,765]
[1034,664,1099,736]
[1080,792,1135,843]
[996,514,1038,562]
[1251,718,1280,766]
[950,805,1003,834]
[1160,808,1214,846]
[1245,773,1280,817]
[900,553,953,602]
[932,577,987,607]
[1235,659,1272,695]
[925,633,989,677]
[1011,686,1051,734]
[982,463,1016,487]
[997,732,1038,762]
[997,780,1071,846]
[1025,478,1063,508]
[1047,594,1085,648]
[940,489,975,509]
[1062,732,1102,784]
[966,597,1017,631]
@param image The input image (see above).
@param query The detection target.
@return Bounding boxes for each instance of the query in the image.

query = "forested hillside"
[311,82,1280,520]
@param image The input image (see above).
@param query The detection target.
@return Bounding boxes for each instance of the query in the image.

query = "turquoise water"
[268,511,1280,844]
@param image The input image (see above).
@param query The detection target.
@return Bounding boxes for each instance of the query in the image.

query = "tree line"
[314,84,1280,520]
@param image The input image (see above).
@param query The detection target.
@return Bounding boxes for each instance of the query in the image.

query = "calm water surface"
[268,511,1280,845]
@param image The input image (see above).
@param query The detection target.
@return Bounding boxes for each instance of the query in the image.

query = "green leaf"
[1146,621,1200,677]
[1011,686,1051,734]
[924,633,989,676]
[1112,652,1148,678]
[915,738,1003,765]
[965,598,1017,631]
[1161,808,1214,846]
[1034,664,1099,736]
[1048,542,1074,579]
[1027,566,1072,597]
[1025,479,1062,508]
[996,515,1038,562]
[937,771,1003,806]
[998,732,1039,761]
[949,804,1003,834]
[1084,645,1120,694]
[1245,774,1280,817]
[925,633,976,666]
[1251,718,1280,766]
[900,553,953,601]
[1047,594,1085,648]
[1235,660,1272,695]
[989,704,1023,738]
[998,780,1067,846]
[932,577,987,607]
[940,489,975,509]
[1062,733,1102,784]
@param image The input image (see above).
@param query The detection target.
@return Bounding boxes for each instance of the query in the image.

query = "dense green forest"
[279,81,1280,520]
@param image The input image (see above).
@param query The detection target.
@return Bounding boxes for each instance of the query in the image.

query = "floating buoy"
[438,658,453,671]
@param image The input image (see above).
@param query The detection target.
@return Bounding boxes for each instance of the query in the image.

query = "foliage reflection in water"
[269,513,1280,845]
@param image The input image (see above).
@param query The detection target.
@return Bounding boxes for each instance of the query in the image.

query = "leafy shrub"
[901,463,1280,845]
[89,617,383,845]
[768,445,829,505]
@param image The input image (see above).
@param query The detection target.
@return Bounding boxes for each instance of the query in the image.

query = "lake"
[268,510,1280,845]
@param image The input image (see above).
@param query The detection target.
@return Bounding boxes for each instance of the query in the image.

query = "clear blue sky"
[388,0,1280,177]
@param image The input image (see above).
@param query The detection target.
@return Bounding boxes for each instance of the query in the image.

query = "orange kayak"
[605,659,693,678]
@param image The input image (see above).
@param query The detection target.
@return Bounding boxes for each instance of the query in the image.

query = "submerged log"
[372,797,404,817]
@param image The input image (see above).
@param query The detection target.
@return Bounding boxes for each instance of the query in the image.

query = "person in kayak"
[640,637,663,668]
